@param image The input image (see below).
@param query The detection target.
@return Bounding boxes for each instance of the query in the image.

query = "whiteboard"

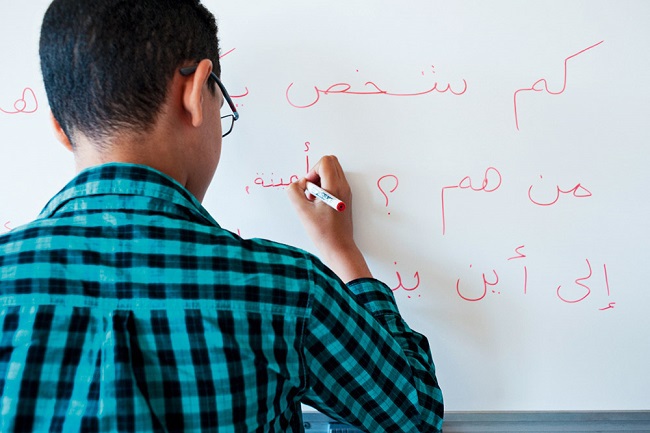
[1,0,649,412]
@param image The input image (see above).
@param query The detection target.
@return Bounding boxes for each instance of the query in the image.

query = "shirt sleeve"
[301,260,444,432]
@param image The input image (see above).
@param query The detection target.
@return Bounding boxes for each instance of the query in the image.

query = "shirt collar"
[38,162,220,227]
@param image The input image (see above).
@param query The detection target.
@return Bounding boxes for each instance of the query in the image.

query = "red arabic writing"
[456,266,500,302]
[528,175,592,206]
[441,167,502,235]
[377,175,399,215]
[253,173,298,189]
[286,69,467,108]
[392,262,421,299]
[455,246,614,311]
[441,171,594,233]
[513,40,604,130]
[219,48,248,101]
[0,87,38,115]
[556,258,593,304]
[249,142,311,191]
[219,48,236,59]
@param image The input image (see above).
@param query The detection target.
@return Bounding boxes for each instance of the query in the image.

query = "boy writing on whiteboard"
[0,0,443,431]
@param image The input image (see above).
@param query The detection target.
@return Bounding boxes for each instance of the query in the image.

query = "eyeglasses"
[179,65,240,137]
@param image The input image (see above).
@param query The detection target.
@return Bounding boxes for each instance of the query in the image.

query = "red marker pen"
[306,181,346,212]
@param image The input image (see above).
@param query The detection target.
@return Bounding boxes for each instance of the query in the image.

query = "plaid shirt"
[0,163,443,432]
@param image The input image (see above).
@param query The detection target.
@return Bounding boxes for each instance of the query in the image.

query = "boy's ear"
[182,59,213,128]
[49,111,73,152]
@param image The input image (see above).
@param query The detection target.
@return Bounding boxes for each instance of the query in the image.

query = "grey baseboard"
[302,411,650,432]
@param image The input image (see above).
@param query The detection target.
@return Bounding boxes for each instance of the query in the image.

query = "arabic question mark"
[377,175,399,215]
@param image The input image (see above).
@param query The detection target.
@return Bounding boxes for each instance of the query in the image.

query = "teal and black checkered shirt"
[0,163,443,432]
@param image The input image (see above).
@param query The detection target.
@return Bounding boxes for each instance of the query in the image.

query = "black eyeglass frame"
[179,65,239,137]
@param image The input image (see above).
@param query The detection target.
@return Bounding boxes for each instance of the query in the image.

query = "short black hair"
[39,0,220,146]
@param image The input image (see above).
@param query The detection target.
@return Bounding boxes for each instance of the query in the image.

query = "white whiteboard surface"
[1,0,649,412]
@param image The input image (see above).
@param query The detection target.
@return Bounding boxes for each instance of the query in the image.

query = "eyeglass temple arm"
[179,66,239,121]
[214,72,239,121]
